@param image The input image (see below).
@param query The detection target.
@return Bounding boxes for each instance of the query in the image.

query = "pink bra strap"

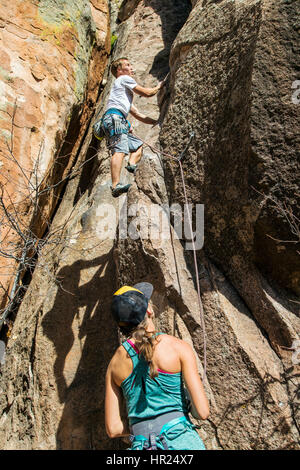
[127,339,139,354]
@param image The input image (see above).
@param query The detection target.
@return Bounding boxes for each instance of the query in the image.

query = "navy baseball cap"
[111,282,153,326]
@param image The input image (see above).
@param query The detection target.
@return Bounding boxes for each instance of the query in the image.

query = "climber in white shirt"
[102,58,163,198]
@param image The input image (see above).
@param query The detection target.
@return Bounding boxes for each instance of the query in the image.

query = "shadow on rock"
[41,250,122,449]
[146,0,192,80]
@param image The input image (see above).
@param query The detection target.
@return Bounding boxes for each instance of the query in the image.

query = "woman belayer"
[105,282,209,450]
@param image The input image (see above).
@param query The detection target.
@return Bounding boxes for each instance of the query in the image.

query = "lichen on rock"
[38,0,98,100]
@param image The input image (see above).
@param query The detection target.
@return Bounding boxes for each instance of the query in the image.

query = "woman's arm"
[105,362,130,438]
[179,341,210,420]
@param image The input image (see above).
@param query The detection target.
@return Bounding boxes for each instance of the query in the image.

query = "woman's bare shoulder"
[109,344,127,367]
[158,333,191,350]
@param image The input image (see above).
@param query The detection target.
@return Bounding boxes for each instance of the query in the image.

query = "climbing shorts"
[102,113,143,155]
[129,414,206,451]
[109,132,143,155]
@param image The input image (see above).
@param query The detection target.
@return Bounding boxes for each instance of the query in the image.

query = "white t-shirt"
[106,75,137,117]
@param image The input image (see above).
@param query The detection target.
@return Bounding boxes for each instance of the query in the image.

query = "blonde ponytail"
[131,319,158,379]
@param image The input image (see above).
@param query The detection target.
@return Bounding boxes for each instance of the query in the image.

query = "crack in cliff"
[205,417,224,450]
[0,401,13,425]
[281,367,300,437]
[29,306,41,375]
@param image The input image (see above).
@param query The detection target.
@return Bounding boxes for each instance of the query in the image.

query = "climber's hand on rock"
[152,120,161,128]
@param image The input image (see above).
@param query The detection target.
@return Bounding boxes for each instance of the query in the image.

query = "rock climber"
[102,58,164,198]
[105,282,209,450]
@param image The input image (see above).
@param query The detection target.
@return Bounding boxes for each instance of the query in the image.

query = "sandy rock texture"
[0,0,110,309]
[0,0,299,450]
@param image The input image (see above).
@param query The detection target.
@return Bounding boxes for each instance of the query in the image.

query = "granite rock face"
[161,0,299,352]
[159,0,300,447]
[0,0,299,450]
[250,0,300,295]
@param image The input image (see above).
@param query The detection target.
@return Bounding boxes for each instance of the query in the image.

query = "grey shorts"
[109,132,143,155]
[103,113,143,155]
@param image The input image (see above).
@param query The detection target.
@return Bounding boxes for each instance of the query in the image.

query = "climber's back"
[109,330,209,421]
[111,332,183,387]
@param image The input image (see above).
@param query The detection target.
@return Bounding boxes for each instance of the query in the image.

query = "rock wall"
[0,0,299,450]
[159,0,300,448]
[0,0,110,311]
[251,0,300,295]
[0,0,192,450]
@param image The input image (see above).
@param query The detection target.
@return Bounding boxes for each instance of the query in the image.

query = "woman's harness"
[130,411,190,450]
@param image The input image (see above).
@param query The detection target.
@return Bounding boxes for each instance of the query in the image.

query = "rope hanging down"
[131,130,207,382]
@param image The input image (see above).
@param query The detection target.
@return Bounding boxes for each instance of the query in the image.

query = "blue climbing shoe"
[125,163,137,174]
[111,182,131,198]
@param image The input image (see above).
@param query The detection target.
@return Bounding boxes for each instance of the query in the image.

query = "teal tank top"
[121,333,189,426]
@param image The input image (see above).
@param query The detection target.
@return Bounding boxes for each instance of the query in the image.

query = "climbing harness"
[93,108,131,141]
[130,412,190,450]
[130,130,207,382]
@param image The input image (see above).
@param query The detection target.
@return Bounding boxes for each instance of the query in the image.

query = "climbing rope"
[130,130,207,382]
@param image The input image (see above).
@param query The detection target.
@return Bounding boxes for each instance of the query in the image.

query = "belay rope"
[131,130,207,383]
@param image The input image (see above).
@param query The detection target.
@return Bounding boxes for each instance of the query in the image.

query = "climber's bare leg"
[128,145,143,165]
[111,152,126,188]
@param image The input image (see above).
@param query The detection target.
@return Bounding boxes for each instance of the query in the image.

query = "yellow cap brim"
[113,285,143,296]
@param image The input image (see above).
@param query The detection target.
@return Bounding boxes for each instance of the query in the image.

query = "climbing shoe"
[111,182,131,198]
[125,163,137,174]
